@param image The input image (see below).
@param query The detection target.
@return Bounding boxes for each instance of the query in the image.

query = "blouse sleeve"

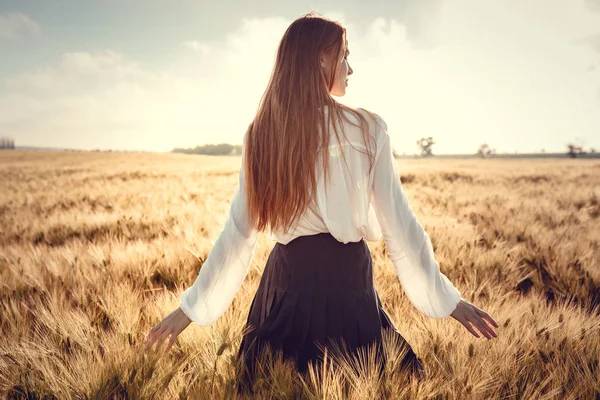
[370,115,461,319]
[179,134,259,326]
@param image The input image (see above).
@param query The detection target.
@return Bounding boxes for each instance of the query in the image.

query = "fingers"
[461,319,481,338]
[472,307,499,338]
[150,321,166,337]
[143,326,157,351]
[470,312,497,339]
[455,302,500,340]
[144,332,157,352]
[144,322,167,352]
[458,310,498,340]
[144,321,182,353]
[146,329,170,352]
[475,317,496,339]
[165,330,179,352]
[154,331,171,352]
[475,308,499,328]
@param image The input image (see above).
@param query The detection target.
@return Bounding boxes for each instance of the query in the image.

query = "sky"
[1,0,599,154]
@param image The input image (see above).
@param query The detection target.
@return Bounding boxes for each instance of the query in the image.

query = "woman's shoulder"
[337,105,384,125]
[327,104,388,145]
[344,106,388,136]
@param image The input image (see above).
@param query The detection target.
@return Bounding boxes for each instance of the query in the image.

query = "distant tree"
[172,143,242,155]
[566,143,585,158]
[590,148,596,154]
[541,148,545,153]
[477,143,496,158]
[416,137,435,157]
[0,136,15,149]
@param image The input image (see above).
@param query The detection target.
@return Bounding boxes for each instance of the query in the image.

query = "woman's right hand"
[450,297,499,339]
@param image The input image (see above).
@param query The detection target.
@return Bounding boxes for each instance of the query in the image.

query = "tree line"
[0,136,15,149]
[171,138,597,158]
[171,143,242,155]
[415,138,596,158]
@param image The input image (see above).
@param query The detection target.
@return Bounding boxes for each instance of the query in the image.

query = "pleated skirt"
[235,232,425,394]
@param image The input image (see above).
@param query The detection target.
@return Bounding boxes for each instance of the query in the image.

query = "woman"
[143,11,499,394]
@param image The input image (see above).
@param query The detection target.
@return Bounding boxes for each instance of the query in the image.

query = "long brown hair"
[245,11,381,235]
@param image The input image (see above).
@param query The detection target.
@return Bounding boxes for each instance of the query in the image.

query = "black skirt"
[235,232,425,394]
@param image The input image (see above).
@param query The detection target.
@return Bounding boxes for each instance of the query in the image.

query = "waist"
[280,232,364,247]
[269,232,373,293]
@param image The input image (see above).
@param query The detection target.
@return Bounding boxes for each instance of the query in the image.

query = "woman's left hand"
[144,307,192,353]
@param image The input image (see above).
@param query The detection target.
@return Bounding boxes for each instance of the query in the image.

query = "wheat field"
[0,150,599,399]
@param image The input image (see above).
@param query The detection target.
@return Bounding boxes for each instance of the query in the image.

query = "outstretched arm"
[370,115,461,319]
[144,134,258,352]
[179,135,259,326]
[370,115,499,340]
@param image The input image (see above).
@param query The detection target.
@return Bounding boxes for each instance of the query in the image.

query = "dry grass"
[0,150,599,399]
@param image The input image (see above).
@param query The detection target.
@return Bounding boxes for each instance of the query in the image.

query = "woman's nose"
[348,65,353,76]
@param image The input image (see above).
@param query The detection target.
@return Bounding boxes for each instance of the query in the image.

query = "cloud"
[0,17,291,152]
[0,12,39,40]
[580,34,600,52]
[315,0,444,49]
[395,0,443,49]
[1,51,190,151]
[586,0,600,13]
[182,40,211,55]
[1,5,600,154]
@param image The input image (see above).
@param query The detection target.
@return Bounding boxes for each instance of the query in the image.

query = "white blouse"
[180,107,462,326]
